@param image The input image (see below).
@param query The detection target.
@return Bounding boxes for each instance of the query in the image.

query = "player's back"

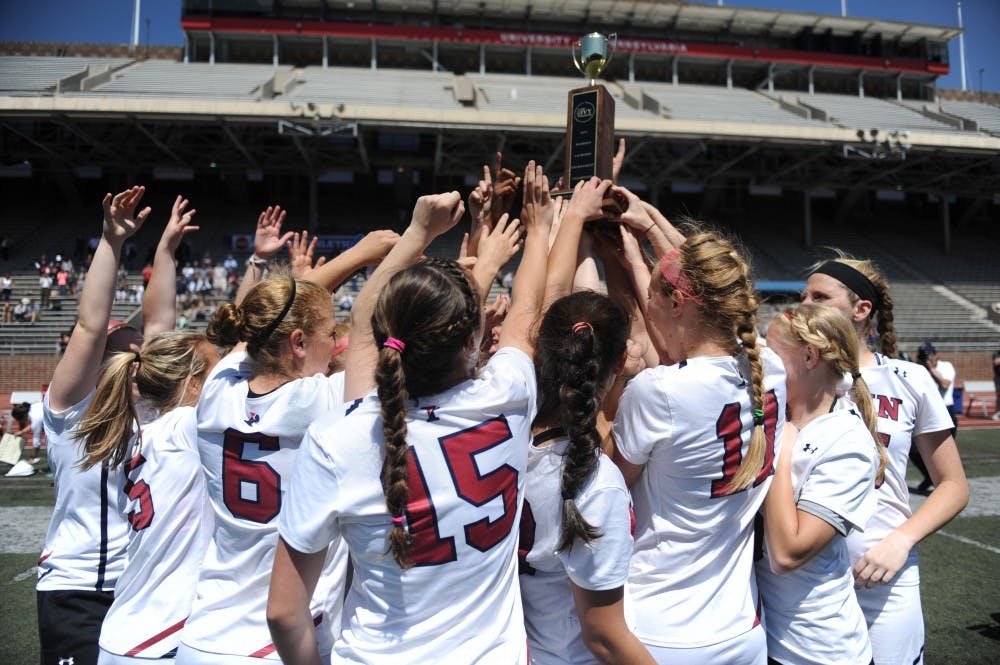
[285,346,537,664]
[613,349,786,648]
[99,406,213,659]
[182,352,347,660]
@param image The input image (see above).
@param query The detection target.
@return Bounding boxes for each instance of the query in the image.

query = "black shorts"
[37,589,114,665]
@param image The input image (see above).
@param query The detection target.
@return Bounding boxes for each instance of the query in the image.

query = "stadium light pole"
[841,0,847,17]
[131,0,141,47]
[957,2,967,91]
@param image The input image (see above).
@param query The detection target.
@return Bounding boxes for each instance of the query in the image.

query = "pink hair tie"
[658,248,703,305]
[572,321,593,334]
[390,516,405,525]
[383,337,406,353]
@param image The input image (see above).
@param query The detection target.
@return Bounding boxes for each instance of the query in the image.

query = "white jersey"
[519,435,634,665]
[936,360,956,407]
[846,355,952,586]
[38,390,130,592]
[756,398,878,665]
[99,406,213,658]
[280,346,537,665]
[181,352,348,660]
[612,349,786,648]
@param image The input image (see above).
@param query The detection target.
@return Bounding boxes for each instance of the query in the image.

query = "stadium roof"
[269,0,962,46]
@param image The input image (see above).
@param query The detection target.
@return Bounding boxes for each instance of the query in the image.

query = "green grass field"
[2,430,998,664]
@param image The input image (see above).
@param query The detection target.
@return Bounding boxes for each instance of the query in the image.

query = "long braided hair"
[535,291,629,551]
[372,258,481,569]
[659,231,767,494]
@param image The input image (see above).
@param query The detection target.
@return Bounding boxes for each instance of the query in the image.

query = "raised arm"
[143,195,198,337]
[343,192,465,400]
[471,214,522,306]
[235,205,293,306]
[303,230,399,294]
[497,164,551,357]
[545,177,611,304]
[49,187,150,411]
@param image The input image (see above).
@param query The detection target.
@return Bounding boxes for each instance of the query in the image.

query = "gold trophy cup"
[562,32,625,213]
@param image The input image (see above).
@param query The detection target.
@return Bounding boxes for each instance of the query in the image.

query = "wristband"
[246,255,268,270]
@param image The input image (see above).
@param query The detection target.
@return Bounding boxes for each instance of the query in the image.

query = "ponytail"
[848,371,888,485]
[377,344,413,569]
[77,351,140,471]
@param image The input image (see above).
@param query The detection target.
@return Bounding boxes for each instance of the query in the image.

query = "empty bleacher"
[88,60,291,99]
[288,67,459,109]
[774,92,958,132]
[0,55,133,93]
[939,100,1000,135]
[641,83,820,126]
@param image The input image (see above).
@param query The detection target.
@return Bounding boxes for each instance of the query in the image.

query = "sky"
[0,0,997,92]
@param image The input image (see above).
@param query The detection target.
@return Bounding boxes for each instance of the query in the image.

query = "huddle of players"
[36,162,968,665]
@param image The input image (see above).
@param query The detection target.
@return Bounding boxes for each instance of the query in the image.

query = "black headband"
[261,277,297,341]
[811,261,881,317]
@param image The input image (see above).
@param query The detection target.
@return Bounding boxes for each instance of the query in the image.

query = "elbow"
[769,549,809,574]
[580,626,620,665]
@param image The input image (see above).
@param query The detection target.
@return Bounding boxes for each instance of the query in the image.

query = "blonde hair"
[810,254,897,358]
[659,230,766,494]
[77,331,213,471]
[774,304,888,484]
[206,275,331,374]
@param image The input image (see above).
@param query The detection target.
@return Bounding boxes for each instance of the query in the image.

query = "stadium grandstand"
[0,0,998,398]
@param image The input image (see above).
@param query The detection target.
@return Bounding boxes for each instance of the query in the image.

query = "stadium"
[0,1,999,663]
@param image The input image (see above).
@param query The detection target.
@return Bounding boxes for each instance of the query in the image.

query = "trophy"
[561,32,626,214]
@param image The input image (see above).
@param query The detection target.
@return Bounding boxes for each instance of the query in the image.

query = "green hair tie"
[752,408,765,425]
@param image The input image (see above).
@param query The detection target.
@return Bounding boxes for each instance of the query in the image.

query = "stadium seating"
[89,60,293,99]
[640,83,821,126]
[289,67,459,109]
[938,100,1000,135]
[0,55,133,93]
[772,92,959,132]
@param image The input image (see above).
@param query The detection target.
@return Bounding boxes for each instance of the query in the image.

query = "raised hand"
[253,205,294,260]
[287,231,327,279]
[490,152,521,225]
[351,229,401,267]
[411,191,465,239]
[520,160,555,237]
[566,177,613,223]
[102,186,151,244]
[611,138,626,183]
[609,186,654,233]
[160,195,199,253]
[476,213,523,275]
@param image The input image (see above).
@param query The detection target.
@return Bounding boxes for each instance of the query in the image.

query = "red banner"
[180,16,947,75]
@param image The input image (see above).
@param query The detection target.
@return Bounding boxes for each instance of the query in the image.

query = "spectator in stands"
[223,253,238,274]
[993,347,1000,421]
[39,273,53,309]
[2,302,13,323]
[338,291,353,312]
[1,274,13,302]
[5,402,33,455]
[56,267,69,296]
[57,331,70,354]
[911,341,957,494]
[141,261,154,289]
[212,262,228,295]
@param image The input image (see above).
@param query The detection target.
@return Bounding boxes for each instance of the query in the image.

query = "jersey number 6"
[222,428,281,523]
[405,416,519,567]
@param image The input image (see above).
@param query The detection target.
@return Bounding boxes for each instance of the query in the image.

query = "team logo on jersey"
[244,412,260,426]
[58,658,74,665]
[423,406,439,422]
[802,443,818,454]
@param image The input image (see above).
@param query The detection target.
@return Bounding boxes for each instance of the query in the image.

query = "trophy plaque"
[561,32,626,214]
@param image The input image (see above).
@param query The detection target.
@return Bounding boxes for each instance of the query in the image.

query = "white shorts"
[99,649,172,664]
[644,624,766,665]
[175,643,278,664]
[855,581,924,665]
